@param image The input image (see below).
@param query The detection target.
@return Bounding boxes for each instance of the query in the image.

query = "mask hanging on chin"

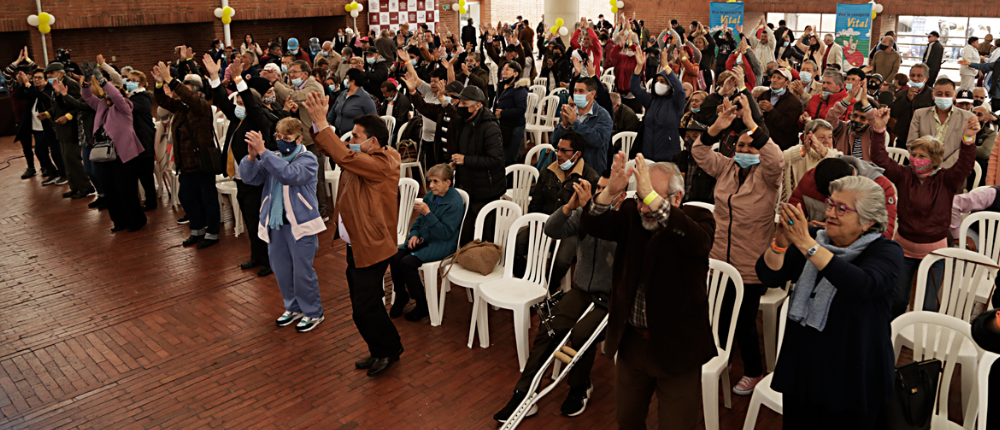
[559,153,579,170]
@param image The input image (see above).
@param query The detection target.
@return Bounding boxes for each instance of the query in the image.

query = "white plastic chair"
[887,147,910,165]
[898,248,999,412]
[503,165,539,214]
[472,213,560,370]
[600,74,615,92]
[418,189,470,326]
[980,352,999,430]
[891,311,984,430]
[394,122,427,191]
[703,259,744,430]
[523,144,555,168]
[380,115,397,138]
[443,201,523,335]
[612,131,638,159]
[533,77,548,88]
[742,303,789,430]
[525,95,560,145]
[397,178,420,247]
[525,93,540,127]
[683,201,716,212]
[760,287,789,373]
[602,67,615,76]
[550,87,568,96]
[215,181,244,237]
[972,162,982,191]
[958,211,1000,303]
[529,84,547,101]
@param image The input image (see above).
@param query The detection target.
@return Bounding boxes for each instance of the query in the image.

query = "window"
[895,16,1000,81]
[766,13,838,43]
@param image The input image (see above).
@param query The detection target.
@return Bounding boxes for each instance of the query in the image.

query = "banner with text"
[835,3,873,68]
[709,2,743,36]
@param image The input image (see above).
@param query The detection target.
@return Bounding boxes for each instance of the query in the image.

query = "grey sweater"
[544,206,616,298]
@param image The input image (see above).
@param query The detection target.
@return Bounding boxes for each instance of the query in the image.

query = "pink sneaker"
[732,375,764,395]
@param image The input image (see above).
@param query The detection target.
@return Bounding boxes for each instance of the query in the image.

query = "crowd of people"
[5,11,1000,430]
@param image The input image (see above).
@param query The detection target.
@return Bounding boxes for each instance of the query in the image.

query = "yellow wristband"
[963,135,975,143]
[156,82,163,88]
[643,191,660,206]
[65,113,73,120]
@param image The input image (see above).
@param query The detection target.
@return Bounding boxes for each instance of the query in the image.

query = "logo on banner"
[835,3,873,68]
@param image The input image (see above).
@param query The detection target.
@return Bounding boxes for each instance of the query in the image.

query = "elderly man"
[41,62,92,196]
[923,31,946,84]
[303,93,403,377]
[800,69,851,128]
[960,37,982,91]
[266,60,329,220]
[889,63,935,147]
[789,60,823,106]
[580,151,716,430]
[907,77,976,168]
[872,36,901,82]
[821,34,844,71]
[757,68,804,150]
[781,119,840,202]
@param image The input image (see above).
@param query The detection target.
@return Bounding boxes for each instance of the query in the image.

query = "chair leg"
[742,391,763,430]
[513,306,530,371]
[762,305,778,373]
[467,290,481,349]
[722,368,732,409]
[478,294,490,349]
[466,288,473,302]
[438,278,451,325]
[702,370,720,430]
[421,263,441,326]
[959,353,976,413]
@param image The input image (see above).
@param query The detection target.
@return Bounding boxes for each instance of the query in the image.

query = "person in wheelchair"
[493,169,622,423]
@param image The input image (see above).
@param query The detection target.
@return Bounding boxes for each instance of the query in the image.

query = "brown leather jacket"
[313,127,401,268]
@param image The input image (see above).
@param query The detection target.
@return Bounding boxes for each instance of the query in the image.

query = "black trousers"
[346,246,402,358]
[137,156,156,205]
[178,172,220,235]
[32,130,63,174]
[782,393,882,430]
[717,281,766,378]
[58,132,91,192]
[388,248,425,306]
[235,180,269,267]
[97,157,146,230]
[514,288,606,392]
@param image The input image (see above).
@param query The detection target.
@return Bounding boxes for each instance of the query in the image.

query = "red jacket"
[571,27,604,74]
[788,158,898,240]
[606,44,638,92]
[725,53,756,89]
[801,89,851,128]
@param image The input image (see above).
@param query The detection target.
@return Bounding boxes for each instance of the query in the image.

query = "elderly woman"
[782,119,840,202]
[679,90,708,129]
[328,68,378,135]
[868,107,978,318]
[388,164,464,322]
[692,94,783,395]
[757,175,902,429]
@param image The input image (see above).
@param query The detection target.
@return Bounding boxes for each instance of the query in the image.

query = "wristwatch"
[806,243,821,257]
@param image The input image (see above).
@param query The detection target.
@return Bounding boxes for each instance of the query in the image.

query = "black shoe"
[389,293,410,319]
[62,190,76,198]
[88,198,104,209]
[182,235,203,246]
[560,381,593,417]
[71,189,93,199]
[355,357,376,369]
[40,168,54,178]
[21,168,36,179]
[240,260,261,270]
[42,176,59,186]
[494,390,537,423]
[111,225,127,232]
[127,220,146,232]
[54,176,68,185]
[366,347,403,377]
[257,266,273,277]
[177,216,190,225]
[404,305,429,322]
[196,238,219,249]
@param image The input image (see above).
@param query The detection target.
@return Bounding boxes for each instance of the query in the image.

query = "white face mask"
[654,82,670,96]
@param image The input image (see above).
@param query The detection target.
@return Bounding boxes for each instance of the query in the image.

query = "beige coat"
[273,76,325,146]
[907,106,976,168]
[781,143,841,202]
[692,135,784,284]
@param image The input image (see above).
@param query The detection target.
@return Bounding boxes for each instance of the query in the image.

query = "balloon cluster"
[213,6,236,25]
[870,2,883,19]
[26,12,56,34]
[345,1,364,18]
[548,18,568,37]
[449,0,467,14]
[609,0,624,14]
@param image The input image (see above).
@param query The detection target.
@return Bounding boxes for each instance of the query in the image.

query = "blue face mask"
[443,96,452,105]
[328,84,336,93]
[770,86,785,95]
[281,65,288,73]
[291,77,304,86]
[410,59,418,66]
[343,78,351,88]
[48,77,57,85]
[349,143,362,151]
[845,83,853,91]
[559,153,578,170]
[277,139,298,154]
[322,51,330,57]
[691,107,701,113]
[573,94,589,108]
[125,81,139,92]
[234,105,247,120]
[366,57,376,64]
[734,153,761,169]
[935,97,953,110]
[799,71,813,84]
[822,91,833,99]
[910,81,925,89]
[784,41,790,47]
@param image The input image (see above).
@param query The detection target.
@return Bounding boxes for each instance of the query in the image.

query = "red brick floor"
[0,136,783,429]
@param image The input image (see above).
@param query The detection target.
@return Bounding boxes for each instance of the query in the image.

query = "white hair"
[649,162,684,196]
[828,176,888,234]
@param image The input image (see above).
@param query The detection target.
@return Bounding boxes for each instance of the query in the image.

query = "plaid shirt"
[589,196,672,329]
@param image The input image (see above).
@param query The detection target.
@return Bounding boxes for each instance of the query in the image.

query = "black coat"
[129,91,156,158]
[461,25,477,48]
[211,81,275,175]
[758,89,804,150]
[456,109,506,202]
[380,91,412,136]
[528,162,600,215]
[924,41,945,79]
[13,83,57,146]
[889,85,934,146]
[756,232,902,414]
[363,61,390,102]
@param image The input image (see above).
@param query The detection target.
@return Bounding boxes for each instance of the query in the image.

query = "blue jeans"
[892,257,945,319]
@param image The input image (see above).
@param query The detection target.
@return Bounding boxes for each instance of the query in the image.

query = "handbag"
[398,139,419,163]
[89,127,117,162]
[883,358,941,430]
[697,70,708,91]
[440,240,503,277]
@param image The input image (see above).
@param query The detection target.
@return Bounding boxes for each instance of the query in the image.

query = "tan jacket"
[692,135,783,284]
[781,143,841,202]
[907,106,976,168]
[871,49,901,82]
[986,134,1000,185]
[274,76,325,146]
[313,127,401,268]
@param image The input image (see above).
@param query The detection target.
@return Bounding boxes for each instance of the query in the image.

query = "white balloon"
[214,8,223,18]
[48,14,55,25]
[351,10,359,17]
[873,4,883,13]
[617,1,624,8]
[452,3,459,10]
[229,8,236,17]
[356,4,362,11]
[559,27,568,36]
[27,15,39,26]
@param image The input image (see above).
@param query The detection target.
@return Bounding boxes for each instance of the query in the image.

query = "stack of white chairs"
[394,122,426,190]
[525,95,560,146]
[529,85,547,101]
[216,181,244,237]
[325,158,341,210]
[525,93,540,128]
[397,178,420,247]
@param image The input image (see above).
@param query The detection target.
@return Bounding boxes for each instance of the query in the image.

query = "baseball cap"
[454,86,486,103]
[928,31,940,38]
[956,89,974,104]
[770,68,792,81]
[287,38,299,50]
[444,81,466,94]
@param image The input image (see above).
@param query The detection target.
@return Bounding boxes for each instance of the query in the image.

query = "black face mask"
[458,105,476,119]
[974,100,984,107]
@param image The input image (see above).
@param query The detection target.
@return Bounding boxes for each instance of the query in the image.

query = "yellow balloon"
[551,26,558,34]
[38,12,51,25]
[871,10,876,18]
[345,4,351,11]
[459,0,465,6]
[223,6,233,16]
[222,16,232,24]
[555,18,564,27]
[609,0,615,5]
[460,6,466,13]
[39,23,51,33]
[611,5,618,13]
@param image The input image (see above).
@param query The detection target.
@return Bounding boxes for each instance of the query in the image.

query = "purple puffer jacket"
[81,81,144,163]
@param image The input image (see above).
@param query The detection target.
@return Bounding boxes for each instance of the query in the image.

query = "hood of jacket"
[840,155,886,180]
[514,77,531,88]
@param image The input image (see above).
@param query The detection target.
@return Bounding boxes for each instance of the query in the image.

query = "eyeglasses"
[274,133,301,142]
[555,147,576,154]
[825,198,858,217]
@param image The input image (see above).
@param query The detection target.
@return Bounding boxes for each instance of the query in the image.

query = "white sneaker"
[275,311,304,327]
[295,315,325,332]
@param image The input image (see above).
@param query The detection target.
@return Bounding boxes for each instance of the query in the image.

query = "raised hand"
[16,71,28,85]
[201,53,221,78]
[710,97,739,134]
[51,78,68,96]
[302,91,330,128]
[96,54,106,65]
[605,151,633,196]
[156,61,172,83]
[283,96,298,113]
[635,48,647,68]
[633,153,654,200]
[182,45,195,59]
[245,130,267,157]
[403,69,423,92]
[869,107,891,132]
[16,46,26,64]
[230,56,244,78]
[964,115,981,138]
